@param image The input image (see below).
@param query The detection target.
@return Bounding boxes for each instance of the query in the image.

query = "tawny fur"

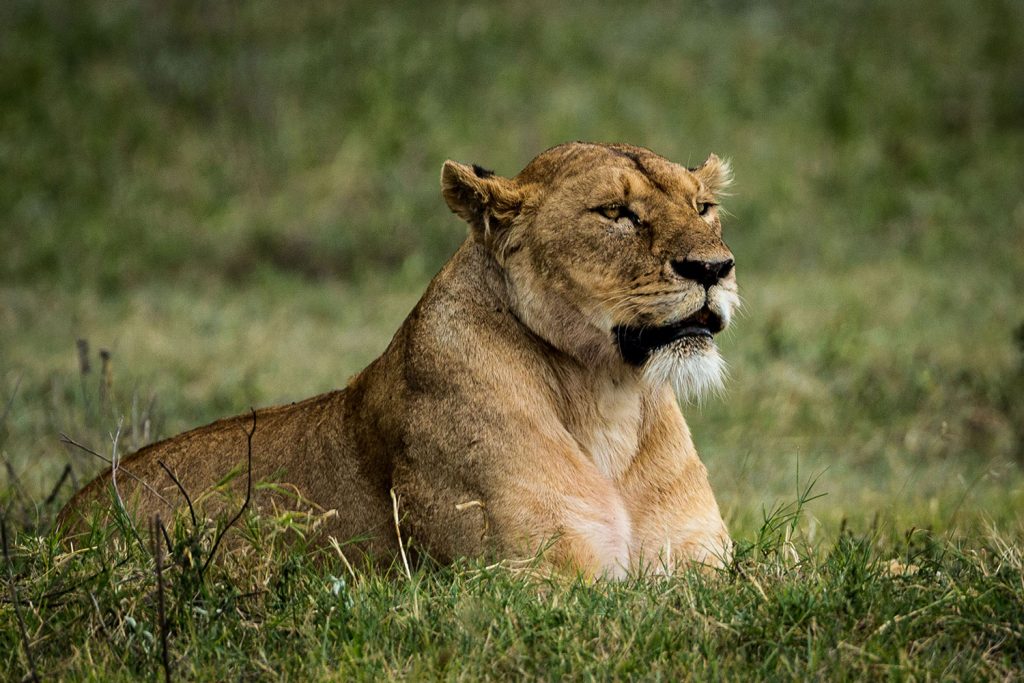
[60,142,738,578]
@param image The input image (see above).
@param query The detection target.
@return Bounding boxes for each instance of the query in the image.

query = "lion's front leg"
[621,396,731,574]
[519,488,633,580]
[395,430,633,579]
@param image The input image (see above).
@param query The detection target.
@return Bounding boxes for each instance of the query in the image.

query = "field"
[2,0,1023,679]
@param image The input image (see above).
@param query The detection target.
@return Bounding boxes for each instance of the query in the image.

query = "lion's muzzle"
[613,306,724,366]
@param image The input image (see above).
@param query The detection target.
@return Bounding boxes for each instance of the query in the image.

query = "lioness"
[61,142,738,577]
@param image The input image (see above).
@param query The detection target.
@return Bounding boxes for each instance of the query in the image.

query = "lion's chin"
[640,340,726,402]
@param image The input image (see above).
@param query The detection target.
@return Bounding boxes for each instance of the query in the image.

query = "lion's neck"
[474,240,653,480]
[546,359,651,481]
[577,372,646,480]
[427,240,655,481]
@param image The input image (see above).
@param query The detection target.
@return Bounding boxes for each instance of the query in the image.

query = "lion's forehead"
[521,145,702,203]
[535,169,700,220]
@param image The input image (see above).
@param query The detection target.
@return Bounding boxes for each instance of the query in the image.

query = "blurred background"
[2,0,1022,535]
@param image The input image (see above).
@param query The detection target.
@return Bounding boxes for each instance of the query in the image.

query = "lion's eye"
[597,204,640,226]
[697,201,717,217]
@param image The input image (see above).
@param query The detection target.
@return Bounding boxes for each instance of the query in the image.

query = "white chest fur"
[573,374,644,480]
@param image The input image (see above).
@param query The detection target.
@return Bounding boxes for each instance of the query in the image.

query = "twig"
[109,418,126,519]
[99,349,113,412]
[1,372,21,426]
[77,339,92,421]
[0,556,132,607]
[144,393,157,444]
[89,591,110,640]
[107,418,144,549]
[59,433,172,508]
[2,516,40,683]
[1,376,30,515]
[43,464,73,507]
[160,523,174,560]
[1,455,32,514]
[158,460,197,529]
[389,488,412,581]
[389,489,420,619]
[151,516,171,683]
[59,434,106,462]
[76,339,91,374]
[199,409,256,580]
[328,536,357,582]
[872,592,957,636]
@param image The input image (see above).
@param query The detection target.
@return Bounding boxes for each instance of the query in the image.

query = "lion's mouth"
[613,307,724,366]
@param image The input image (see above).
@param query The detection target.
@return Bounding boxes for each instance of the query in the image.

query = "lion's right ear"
[441,160,523,248]
[693,154,733,196]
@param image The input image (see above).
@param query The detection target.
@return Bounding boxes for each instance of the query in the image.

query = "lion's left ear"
[441,160,523,249]
[693,154,733,195]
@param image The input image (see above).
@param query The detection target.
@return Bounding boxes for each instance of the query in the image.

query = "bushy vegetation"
[2,0,1022,678]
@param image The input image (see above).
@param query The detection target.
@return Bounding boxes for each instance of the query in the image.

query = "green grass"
[3,484,1022,679]
[2,0,1023,679]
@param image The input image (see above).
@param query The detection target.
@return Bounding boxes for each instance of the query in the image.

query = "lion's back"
[58,390,396,559]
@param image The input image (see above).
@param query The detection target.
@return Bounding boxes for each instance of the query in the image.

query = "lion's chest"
[572,378,643,481]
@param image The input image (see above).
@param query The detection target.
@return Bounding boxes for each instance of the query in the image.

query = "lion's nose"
[671,257,734,288]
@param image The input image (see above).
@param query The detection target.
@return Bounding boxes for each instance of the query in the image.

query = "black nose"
[671,257,734,288]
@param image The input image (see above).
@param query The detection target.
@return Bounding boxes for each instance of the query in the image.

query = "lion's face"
[442,142,738,398]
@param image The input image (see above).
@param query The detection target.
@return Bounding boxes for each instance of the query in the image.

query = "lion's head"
[441,142,738,399]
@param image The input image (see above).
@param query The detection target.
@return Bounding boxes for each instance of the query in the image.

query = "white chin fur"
[641,342,726,402]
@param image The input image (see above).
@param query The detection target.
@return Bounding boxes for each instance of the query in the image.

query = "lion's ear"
[441,160,523,247]
[694,154,733,195]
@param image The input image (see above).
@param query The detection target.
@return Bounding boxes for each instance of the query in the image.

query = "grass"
[3,479,1022,679]
[2,0,1023,679]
